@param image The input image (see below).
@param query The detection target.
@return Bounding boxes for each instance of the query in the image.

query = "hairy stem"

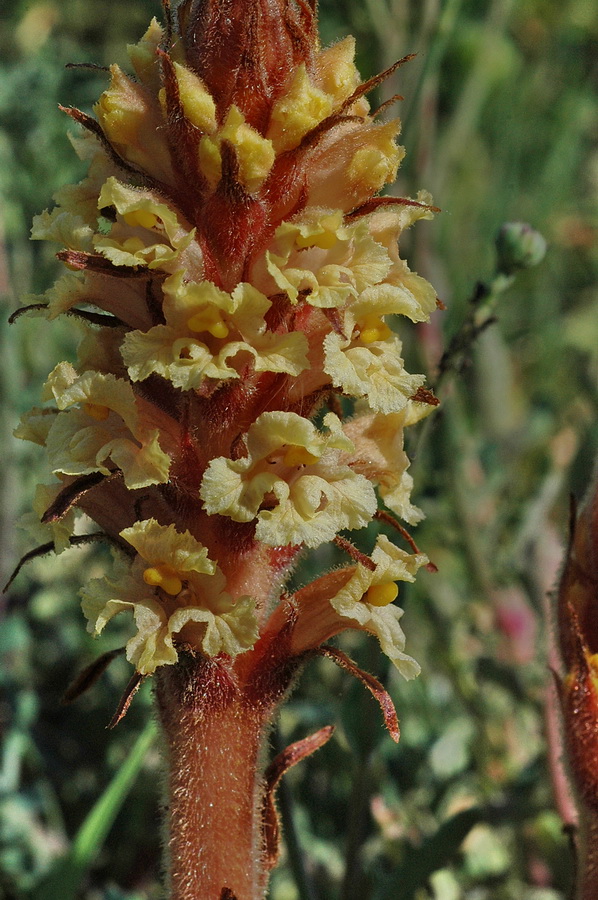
[576,812,598,900]
[156,655,272,900]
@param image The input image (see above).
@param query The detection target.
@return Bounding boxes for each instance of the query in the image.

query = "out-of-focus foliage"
[1,0,597,898]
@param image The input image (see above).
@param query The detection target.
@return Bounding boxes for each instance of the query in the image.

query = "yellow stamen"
[357,314,391,345]
[123,209,159,230]
[283,445,320,467]
[143,564,183,596]
[187,308,229,339]
[83,402,110,421]
[365,581,399,607]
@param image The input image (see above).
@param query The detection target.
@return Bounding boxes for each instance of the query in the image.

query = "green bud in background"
[495,222,547,275]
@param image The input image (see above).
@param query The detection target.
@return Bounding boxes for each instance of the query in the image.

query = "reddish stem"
[577,812,598,900]
[156,655,273,900]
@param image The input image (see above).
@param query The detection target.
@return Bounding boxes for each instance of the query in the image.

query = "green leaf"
[372,807,488,900]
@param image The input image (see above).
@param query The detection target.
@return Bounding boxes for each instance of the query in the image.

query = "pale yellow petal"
[324,333,425,414]
[120,519,215,575]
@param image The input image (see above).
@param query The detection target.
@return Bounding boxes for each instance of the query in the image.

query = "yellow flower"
[324,304,425,414]
[31,363,172,489]
[311,36,361,106]
[306,119,404,212]
[81,519,258,674]
[200,412,377,547]
[121,271,308,389]
[367,197,439,322]
[127,17,164,93]
[31,133,114,251]
[264,214,392,308]
[329,535,426,677]
[267,64,334,154]
[342,403,435,524]
[92,178,196,271]
[31,206,95,253]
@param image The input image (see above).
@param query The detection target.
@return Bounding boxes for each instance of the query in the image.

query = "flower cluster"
[14,0,437,683]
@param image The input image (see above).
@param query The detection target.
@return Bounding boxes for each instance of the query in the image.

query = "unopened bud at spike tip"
[177,0,317,132]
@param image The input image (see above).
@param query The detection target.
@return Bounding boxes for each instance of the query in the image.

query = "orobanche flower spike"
[12,1,439,897]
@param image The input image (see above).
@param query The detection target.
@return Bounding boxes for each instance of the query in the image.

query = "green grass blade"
[32,718,157,900]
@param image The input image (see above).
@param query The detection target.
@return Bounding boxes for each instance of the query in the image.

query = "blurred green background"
[1,0,597,898]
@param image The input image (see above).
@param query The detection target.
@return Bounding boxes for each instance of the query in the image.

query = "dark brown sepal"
[56,249,152,279]
[108,671,147,728]
[65,62,110,73]
[10,302,125,328]
[374,509,436,572]
[3,532,115,592]
[59,105,143,179]
[318,644,400,742]
[262,725,334,867]
[161,0,174,50]
[62,647,126,704]
[333,535,376,570]
[372,94,404,119]
[339,54,416,115]
[347,195,441,220]
[9,303,49,324]
[41,472,121,524]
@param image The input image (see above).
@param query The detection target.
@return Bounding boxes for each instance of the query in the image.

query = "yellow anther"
[122,237,146,253]
[143,564,183,596]
[357,315,392,345]
[123,209,159,230]
[283,445,320,467]
[365,582,399,607]
[83,402,110,421]
[187,308,230,339]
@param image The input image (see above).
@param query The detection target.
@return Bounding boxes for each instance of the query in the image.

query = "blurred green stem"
[340,750,374,900]
[412,270,514,475]
[402,0,464,131]
[434,0,516,194]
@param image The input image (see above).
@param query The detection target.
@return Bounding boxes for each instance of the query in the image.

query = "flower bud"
[177,0,316,132]
[495,222,547,274]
